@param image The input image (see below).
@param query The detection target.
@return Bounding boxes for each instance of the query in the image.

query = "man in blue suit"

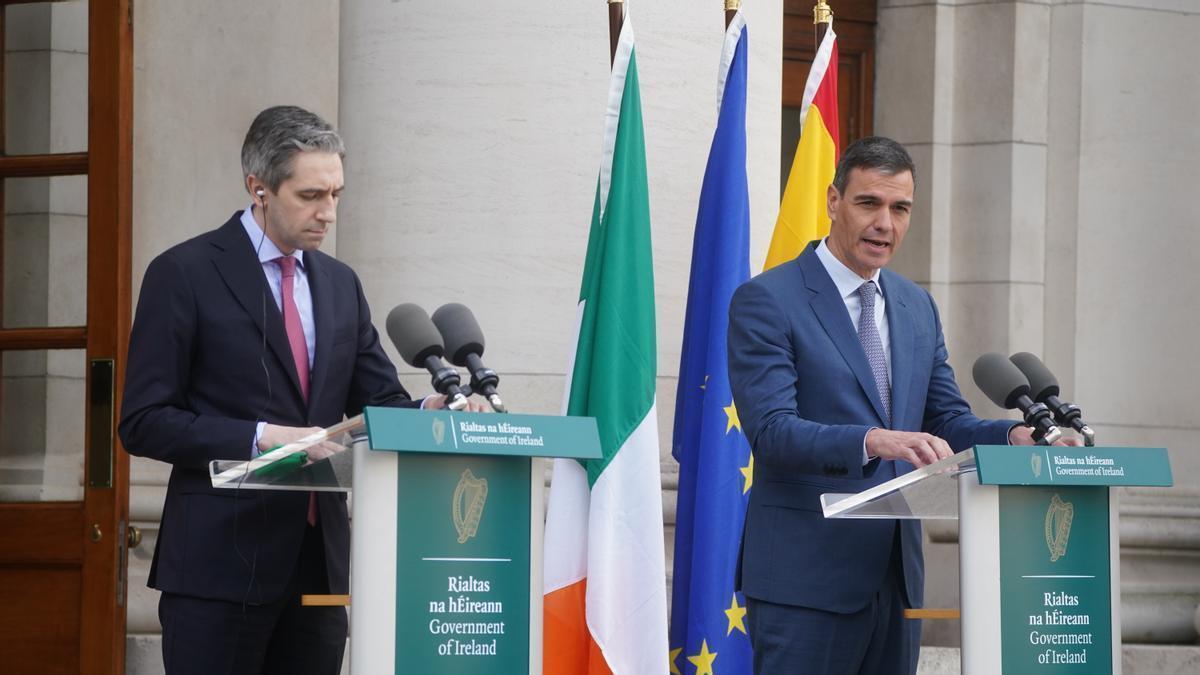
[120,106,480,675]
[728,137,1046,674]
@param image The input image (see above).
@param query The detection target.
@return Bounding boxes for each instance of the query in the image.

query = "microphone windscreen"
[1009,352,1060,402]
[972,352,1030,409]
[431,303,485,367]
[386,303,444,366]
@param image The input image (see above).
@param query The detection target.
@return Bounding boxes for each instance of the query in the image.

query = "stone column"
[878,0,1050,404]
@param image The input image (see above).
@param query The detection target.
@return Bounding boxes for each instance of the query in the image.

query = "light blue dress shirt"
[241,206,316,455]
[815,238,891,463]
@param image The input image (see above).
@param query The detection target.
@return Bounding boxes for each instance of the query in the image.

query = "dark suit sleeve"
[119,253,258,468]
[919,292,1015,449]
[343,270,415,414]
[727,281,876,479]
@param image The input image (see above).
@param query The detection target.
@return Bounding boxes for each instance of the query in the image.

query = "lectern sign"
[975,445,1172,487]
[999,486,1112,673]
[354,407,601,675]
[394,453,531,673]
[366,408,600,460]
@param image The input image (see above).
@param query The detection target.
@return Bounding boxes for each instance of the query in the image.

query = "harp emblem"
[452,468,488,544]
[1044,493,1074,563]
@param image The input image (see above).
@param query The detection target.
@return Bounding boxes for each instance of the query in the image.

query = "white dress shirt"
[814,238,891,380]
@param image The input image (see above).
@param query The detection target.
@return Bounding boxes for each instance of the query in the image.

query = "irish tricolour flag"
[542,16,669,675]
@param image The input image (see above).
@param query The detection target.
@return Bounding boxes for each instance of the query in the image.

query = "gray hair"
[831,136,915,194]
[241,105,345,192]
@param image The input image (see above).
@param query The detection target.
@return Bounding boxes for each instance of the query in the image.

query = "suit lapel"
[882,271,913,429]
[209,215,305,401]
[798,246,890,427]
[306,251,334,415]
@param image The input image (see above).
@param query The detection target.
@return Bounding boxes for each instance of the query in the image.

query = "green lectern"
[821,445,1172,675]
[209,406,601,675]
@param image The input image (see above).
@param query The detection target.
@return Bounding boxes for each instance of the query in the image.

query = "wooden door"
[0,1,132,673]
[781,0,877,195]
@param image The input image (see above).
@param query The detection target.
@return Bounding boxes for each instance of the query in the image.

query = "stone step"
[127,635,350,675]
[128,635,1200,674]
[916,644,1200,674]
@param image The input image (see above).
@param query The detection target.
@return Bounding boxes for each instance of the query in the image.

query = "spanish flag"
[763,26,839,271]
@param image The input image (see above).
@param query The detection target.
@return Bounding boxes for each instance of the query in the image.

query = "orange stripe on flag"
[543,579,612,675]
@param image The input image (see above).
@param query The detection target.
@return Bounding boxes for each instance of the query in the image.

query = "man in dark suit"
[728,136,1053,674]
[120,105,477,675]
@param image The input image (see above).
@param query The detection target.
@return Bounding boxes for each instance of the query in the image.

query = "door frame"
[0,1,132,673]
[81,0,133,671]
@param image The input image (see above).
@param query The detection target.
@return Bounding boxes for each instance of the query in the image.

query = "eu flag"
[669,13,753,675]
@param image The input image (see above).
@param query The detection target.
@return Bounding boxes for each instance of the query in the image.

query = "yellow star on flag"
[669,647,683,675]
[725,593,748,635]
[724,399,741,434]
[687,639,718,675]
[740,454,754,493]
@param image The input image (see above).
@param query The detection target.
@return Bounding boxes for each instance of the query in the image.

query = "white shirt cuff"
[862,426,878,465]
[251,420,267,458]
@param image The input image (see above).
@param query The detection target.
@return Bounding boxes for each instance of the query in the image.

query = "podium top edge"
[973,445,1172,487]
[362,406,603,460]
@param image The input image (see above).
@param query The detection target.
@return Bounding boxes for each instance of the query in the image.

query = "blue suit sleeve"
[727,281,877,479]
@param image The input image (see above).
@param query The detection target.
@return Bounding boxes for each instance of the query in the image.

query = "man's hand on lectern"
[258,423,345,462]
[423,394,491,412]
[865,429,954,467]
[1008,425,1084,447]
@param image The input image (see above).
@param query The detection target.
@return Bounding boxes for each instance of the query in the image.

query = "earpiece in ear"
[255,188,265,198]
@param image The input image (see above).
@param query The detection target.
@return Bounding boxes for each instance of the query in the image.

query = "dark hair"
[831,136,915,194]
[241,105,345,192]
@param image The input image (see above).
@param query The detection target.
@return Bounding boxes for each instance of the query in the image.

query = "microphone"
[385,303,468,411]
[431,303,506,413]
[971,352,1061,445]
[1009,352,1095,446]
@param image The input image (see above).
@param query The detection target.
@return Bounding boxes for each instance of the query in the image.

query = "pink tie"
[275,256,317,526]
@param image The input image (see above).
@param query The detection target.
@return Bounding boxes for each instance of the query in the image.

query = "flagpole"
[725,0,740,28]
[814,0,833,47]
[608,0,624,67]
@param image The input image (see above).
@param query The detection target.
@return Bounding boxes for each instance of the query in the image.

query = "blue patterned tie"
[858,281,892,428]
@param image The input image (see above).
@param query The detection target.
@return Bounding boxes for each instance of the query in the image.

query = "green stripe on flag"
[568,48,656,488]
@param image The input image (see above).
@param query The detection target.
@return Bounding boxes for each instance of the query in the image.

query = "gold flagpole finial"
[814,0,833,25]
[725,0,742,10]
